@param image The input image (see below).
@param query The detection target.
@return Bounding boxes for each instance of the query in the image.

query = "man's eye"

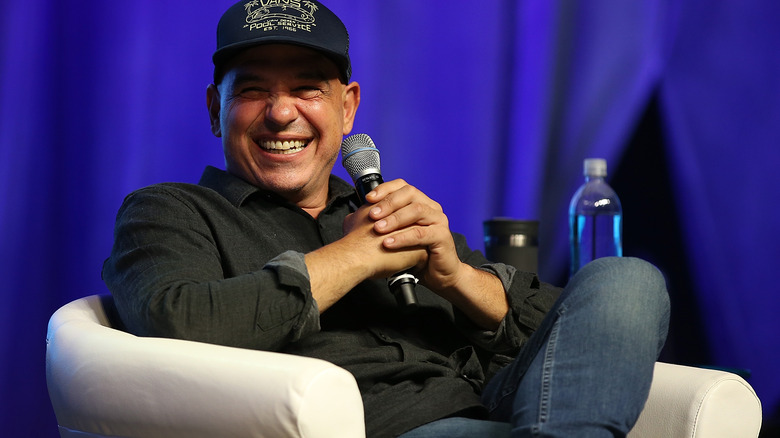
[295,86,323,98]
[237,87,267,97]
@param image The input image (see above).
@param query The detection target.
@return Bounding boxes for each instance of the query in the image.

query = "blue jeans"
[400,257,670,438]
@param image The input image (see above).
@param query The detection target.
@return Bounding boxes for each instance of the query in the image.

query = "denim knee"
[572,257,668,307]
[567,257,671,352]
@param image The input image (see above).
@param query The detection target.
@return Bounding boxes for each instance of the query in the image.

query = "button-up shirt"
[103,166,561,437]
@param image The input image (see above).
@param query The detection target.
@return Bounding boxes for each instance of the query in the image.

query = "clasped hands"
[308,178,507,328]
[342,179,464,293]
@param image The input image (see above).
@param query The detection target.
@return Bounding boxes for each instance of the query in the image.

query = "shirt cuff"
[450,263,519,352]
[265,250,321,339]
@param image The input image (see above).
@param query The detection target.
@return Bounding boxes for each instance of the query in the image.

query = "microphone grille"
[341,133,380,181]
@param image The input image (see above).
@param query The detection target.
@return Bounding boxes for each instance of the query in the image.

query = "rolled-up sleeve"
[452,233,562,354]
[103,186,321,352]
[474,263,561,352]
[264,250,321,340]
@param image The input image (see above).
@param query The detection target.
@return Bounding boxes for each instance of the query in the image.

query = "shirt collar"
[198,165,357,208]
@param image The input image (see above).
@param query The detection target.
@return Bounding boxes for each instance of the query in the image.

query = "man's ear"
[206,84,222,137]
[342,81,361,135]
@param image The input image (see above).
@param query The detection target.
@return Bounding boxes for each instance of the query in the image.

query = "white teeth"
[261,140,307,154]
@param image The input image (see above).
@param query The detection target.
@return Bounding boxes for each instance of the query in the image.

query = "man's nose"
[265,95,298,128]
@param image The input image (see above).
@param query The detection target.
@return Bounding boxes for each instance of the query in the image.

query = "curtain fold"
[503,0,668,281]
[659,0,780,418]
[2,1,777,435]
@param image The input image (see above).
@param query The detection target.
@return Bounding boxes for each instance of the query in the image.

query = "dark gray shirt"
[103,166,560,437]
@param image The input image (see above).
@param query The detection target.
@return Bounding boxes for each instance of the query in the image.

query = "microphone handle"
[388,272,419,307]
[355,173,382,203]
[355,174,419,307]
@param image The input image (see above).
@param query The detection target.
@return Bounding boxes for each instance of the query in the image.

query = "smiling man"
[103,1,670,437]
[207,44,360,216]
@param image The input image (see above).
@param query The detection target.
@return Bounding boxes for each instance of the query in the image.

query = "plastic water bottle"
[569,158,623,275]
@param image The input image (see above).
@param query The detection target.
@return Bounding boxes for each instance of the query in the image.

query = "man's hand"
[305,188,427,313]
[308,179,508,329]
[360,179,509,330]
[359,179,460,290]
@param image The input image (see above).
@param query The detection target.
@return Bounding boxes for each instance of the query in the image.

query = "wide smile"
[260,139,309,155]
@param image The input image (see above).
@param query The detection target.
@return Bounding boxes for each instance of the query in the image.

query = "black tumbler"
[483,218,539,273]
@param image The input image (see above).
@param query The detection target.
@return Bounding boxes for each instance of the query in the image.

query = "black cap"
[213,0,351,83]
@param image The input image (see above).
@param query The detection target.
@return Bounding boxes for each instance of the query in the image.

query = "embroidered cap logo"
[243,0,318,33]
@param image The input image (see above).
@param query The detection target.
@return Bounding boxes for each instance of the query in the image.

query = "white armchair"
[46,295,762,438]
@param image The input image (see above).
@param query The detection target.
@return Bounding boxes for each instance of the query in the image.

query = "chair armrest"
[46,295,365,438]
[629,362,762,438]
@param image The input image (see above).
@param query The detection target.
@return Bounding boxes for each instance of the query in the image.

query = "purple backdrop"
[2,0,778,435]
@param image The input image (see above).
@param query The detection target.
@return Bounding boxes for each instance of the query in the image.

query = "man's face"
[207,44,360,206]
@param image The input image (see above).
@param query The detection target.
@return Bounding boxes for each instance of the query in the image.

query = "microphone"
[341,133,419,308]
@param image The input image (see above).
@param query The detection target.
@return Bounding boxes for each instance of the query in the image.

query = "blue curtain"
[2,1,778,435]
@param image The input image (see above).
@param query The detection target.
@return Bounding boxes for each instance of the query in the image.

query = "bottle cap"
[583,158,607,177]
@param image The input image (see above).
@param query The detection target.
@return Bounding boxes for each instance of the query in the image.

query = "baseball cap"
[212,0,351,83]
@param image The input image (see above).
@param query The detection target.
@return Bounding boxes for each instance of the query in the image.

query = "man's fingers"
[382,222,450,251]
[364,178,408,205]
